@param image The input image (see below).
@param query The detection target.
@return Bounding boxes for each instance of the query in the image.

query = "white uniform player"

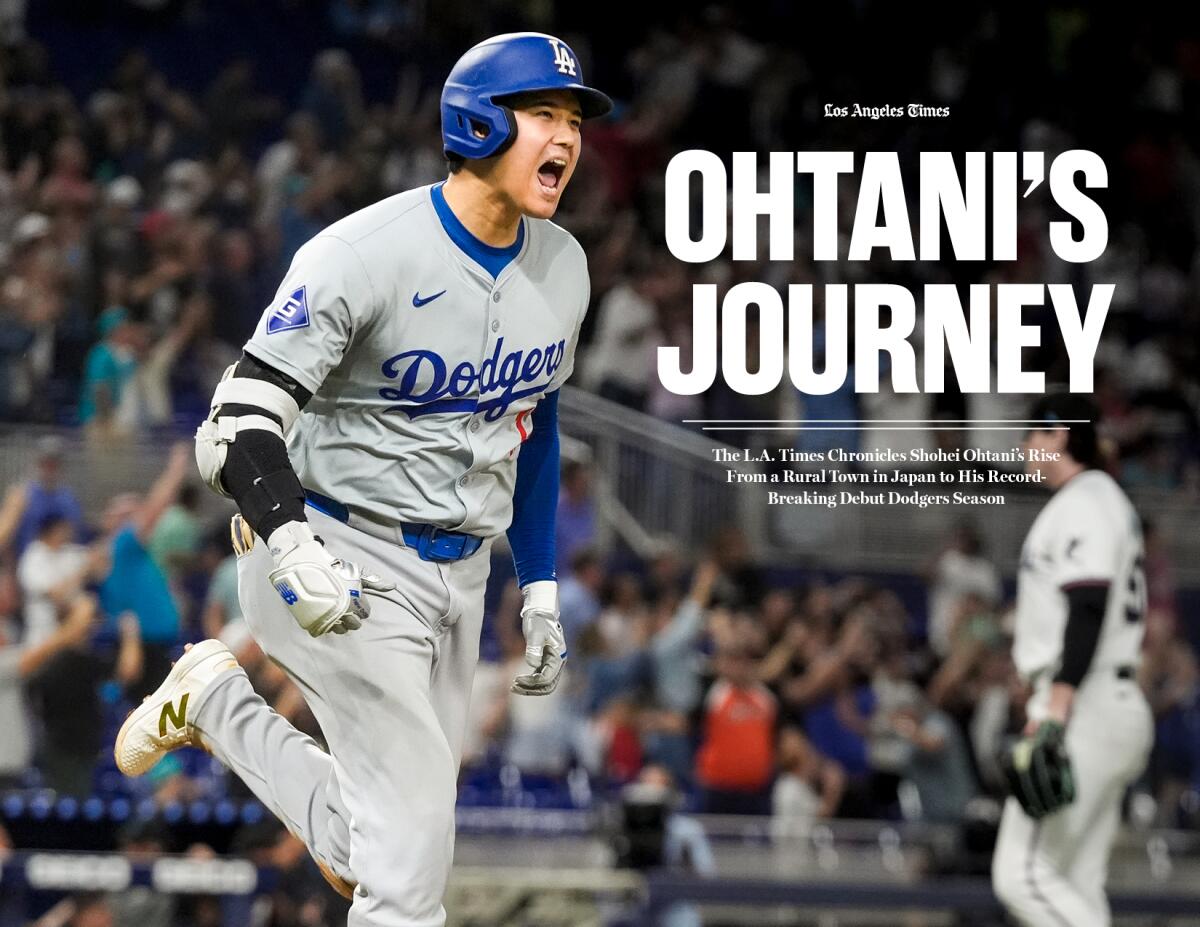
[114,33,612,927]
[992,395,1154,926]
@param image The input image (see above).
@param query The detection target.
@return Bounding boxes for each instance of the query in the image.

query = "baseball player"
[992,394,1154,926]
[114,33,611,927]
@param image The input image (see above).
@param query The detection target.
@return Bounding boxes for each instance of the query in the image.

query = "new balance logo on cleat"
[267,286,310,333]
[275,581,299,605]
[158,693,189,737]
[115,639,240,777]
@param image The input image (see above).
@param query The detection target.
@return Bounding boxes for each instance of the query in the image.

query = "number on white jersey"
[1124,554,1146,624]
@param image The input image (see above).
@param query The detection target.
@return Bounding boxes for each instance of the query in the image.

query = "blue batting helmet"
[441,32,613,160]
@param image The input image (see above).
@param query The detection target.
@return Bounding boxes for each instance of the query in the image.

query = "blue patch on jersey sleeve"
[266,286,310,334]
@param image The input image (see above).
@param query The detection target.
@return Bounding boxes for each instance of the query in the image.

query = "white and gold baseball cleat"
[114,638,242,776]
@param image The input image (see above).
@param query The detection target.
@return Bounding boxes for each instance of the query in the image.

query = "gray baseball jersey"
[243,184,589,537]
[1013,469,1145,681]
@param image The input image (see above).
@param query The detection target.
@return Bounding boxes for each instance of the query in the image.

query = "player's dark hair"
[445,153,464,174]
[1028,394,1102,468]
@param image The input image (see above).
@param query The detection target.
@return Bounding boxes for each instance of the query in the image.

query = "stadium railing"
[2,397,1199,581]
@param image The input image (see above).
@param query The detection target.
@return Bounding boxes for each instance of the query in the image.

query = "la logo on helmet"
[548,38,577,76]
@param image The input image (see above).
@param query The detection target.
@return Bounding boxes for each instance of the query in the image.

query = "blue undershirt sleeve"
[508,389,560,587]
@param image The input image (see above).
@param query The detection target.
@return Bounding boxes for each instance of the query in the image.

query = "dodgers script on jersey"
[243,185,589,538]
[1013,469,1145,682]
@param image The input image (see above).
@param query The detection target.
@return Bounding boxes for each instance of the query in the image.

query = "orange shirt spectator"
[696,652,777,796]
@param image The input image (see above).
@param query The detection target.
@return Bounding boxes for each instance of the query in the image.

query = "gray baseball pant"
[191,508,492,927]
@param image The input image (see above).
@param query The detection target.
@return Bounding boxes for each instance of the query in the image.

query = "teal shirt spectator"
[78,307,137,424]
[99,525,180,643]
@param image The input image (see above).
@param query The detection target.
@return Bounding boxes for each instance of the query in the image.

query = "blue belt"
[303,489,483,563]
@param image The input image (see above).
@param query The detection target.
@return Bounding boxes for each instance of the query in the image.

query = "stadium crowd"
[1,437,1198,819]
[1,1,1200,924]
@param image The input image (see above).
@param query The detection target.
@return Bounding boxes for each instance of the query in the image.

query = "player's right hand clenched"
[265,520,395,637]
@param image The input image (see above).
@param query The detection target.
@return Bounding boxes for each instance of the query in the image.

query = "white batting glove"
[266,521,395,637]
[511,581,566,696]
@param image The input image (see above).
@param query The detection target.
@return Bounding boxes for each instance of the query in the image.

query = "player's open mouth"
[537,158,567,194]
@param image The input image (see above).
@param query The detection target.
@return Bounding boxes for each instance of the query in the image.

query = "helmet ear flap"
[489,104,518,158]
[442,100,517,160]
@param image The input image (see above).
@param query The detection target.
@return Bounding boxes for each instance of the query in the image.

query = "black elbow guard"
[194,352,313,539]
[220,430,307,540]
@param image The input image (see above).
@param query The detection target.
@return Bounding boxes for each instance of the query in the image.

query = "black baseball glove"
[1002,721,1076,819]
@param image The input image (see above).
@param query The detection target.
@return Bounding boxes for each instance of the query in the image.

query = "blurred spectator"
[13,435,84,553]
[300,49,364,144]
[557,546,603,651]
[111,294,209,434]
[781,611,880,814]
[78,306,143,435]
[147,482,201,577]
[581,254,675,410]
[649,559,719,714]
[926,602,1017,794]
[924,522,1002,658]
[876,684,978,823]
[771,727,846,838]
[26,596,143,795]
[92,180,143,274]
[596,572,648,659]
[708,525,764,608]
[624,764,715,927]
[17,512,105,644]
[208,227,266,344]
[695,643,777,815]
[556,460,596,576]
[274,149,349,270]
[640,559,721,783]
[0,211,65,421]
[41,135,96,212]
[0,591,97,788]
[256,111,325,229]
[96,443,191,693]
